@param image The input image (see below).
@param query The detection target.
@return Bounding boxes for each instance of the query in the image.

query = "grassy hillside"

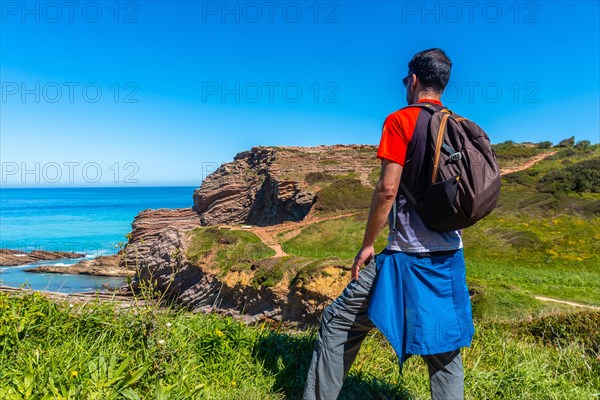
[182,141,599,321]
[2,141,599,399]
[186,227,276,275]
[1,291,598,399]
[281,213,388,260]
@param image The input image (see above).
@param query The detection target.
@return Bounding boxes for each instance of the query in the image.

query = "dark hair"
[407,48,452,92]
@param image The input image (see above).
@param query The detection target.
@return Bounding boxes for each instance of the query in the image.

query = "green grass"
[250,257,304,289]
[313,178,373,212]
[467,281,559,321]
[463,211,599,309]
[4,143,599,398]
[304,172,336,184]
[368,167,381,188]
[1,291,598,399]
[186,227,275,274]
[281,212,388,261]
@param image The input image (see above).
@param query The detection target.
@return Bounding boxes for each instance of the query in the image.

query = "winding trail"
[500,150,558,175]
[222,211,363,257]
[534,295,600,311]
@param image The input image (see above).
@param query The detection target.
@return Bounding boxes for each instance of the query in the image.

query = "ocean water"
[0,186,197,293]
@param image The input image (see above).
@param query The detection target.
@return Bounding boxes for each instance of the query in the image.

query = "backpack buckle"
[449,152,462,162]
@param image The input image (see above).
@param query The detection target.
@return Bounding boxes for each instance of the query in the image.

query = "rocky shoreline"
[25,254,135,277]
[1,249,134,278]
[2,145,381,325]
[0,249,86,267]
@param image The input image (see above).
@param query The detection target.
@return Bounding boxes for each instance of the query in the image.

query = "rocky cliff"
[192,145,378,226]
[122,145,380,324]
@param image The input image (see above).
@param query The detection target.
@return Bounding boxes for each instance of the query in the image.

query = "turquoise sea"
[0,186,197,293]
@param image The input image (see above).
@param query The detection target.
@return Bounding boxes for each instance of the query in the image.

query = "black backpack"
[397,103,501,232]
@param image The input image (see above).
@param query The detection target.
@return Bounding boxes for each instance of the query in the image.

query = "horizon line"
[0,185,200,189]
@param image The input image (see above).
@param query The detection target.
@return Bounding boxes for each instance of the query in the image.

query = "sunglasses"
[402,72,414,87]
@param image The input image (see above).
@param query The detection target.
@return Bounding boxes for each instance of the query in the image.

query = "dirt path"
[251,227,288,257]
[500,151,558,175]
[224,211,364,257]
[534,295,600,311]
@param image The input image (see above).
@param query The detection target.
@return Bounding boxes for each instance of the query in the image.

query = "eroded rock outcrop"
[122,145,380,324]
[119,207,203,272]
[191,145,378,227]
[192,147,316,226]
[0,249,86,267]
[26,254,133,277]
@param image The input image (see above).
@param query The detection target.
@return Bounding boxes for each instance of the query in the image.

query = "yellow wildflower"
[71,371,78,377]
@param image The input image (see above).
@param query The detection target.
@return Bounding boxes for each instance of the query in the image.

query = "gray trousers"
[303,257,465,400]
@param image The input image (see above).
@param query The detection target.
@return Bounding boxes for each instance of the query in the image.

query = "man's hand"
[352,245,375,281]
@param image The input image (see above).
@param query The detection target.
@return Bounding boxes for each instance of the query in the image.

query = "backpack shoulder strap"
[397,102,453,204]
[394,103,440,220]
[405,102,451,114]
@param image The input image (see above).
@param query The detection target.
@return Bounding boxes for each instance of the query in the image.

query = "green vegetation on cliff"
[539,157,600,194]
[281,213,388,260]
[492,141,547,165]
[186,227,275,274]
[313,178,373,212]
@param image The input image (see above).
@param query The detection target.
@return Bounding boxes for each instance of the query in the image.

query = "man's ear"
[411,73,419,91]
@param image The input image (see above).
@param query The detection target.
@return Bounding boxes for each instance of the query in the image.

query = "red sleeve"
[376,108,420,166]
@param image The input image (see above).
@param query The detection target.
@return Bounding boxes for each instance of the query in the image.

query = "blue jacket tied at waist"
[367,248,475,372]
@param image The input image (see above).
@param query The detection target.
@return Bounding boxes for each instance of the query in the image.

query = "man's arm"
[351,159,403,281]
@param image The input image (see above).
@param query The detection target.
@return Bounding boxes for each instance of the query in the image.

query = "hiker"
[303,48,476,400]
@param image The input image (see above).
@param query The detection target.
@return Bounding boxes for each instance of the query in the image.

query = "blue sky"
[1,0,599,187]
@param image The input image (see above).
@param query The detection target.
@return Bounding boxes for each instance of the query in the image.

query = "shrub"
[314,178,373,211]
[305,172,336,184]
[537,141,553,149]
[512,310,600,357]
[252,262,284,288]
[502,168,538,186]
[557,136,575,148]
[539,157,600,193]
[575,140,591,150]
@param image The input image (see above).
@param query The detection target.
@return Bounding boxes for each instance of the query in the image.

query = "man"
[303,48,475,400]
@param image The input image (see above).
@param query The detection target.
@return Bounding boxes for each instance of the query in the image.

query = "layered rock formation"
[192,145,378,226]
[118,207,203,271]
[0,249,86,267]
[26,254,134,277]
[122,145,380,323]
[192,147,316,226]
